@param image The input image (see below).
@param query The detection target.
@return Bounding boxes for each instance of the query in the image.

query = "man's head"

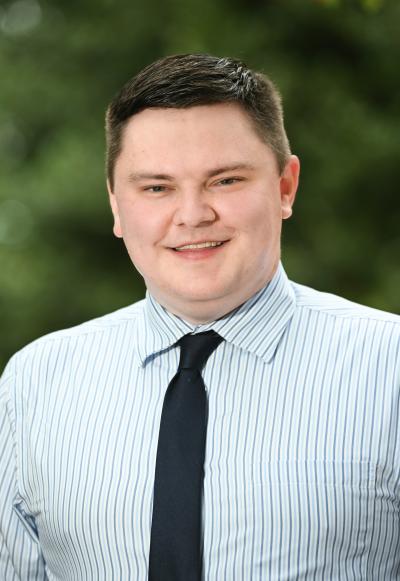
[106,54,299,324]
[106,53,291,190]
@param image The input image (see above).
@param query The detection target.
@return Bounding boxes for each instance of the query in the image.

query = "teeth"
[175,241,224,251]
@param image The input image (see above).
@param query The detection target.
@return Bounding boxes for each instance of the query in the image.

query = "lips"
[174,241,225,251]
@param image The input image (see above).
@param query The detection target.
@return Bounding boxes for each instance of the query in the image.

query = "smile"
[174,241,225,251]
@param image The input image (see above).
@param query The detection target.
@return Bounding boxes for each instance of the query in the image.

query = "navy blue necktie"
[149,331,224,581]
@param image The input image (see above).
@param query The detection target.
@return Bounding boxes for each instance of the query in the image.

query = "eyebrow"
[206,163,256,178]
[127,163,256,183]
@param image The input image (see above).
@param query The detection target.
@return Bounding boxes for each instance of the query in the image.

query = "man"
[0,54,399,580]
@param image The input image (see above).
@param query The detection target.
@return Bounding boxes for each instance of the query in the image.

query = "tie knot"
[178,331,224,371]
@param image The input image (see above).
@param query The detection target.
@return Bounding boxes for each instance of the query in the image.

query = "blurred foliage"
[0,0,399,368]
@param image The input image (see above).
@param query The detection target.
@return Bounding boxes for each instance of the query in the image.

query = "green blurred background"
[1,0,399,369]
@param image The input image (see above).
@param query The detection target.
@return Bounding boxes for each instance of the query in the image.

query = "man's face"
[108,103,299,323]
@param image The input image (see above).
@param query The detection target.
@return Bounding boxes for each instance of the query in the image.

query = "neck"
[151,269,279,325]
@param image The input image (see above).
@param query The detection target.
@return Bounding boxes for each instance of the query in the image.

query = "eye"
[144,185,168,193]
[217,177,243,186]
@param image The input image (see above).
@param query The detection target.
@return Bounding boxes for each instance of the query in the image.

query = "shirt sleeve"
[0,362,47,579]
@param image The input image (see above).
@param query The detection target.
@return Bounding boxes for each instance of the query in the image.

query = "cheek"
[119,204,171,258]
[226,186,280,225]
[233,202,277,236]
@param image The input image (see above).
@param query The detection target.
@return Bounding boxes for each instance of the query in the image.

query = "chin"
[155,285,226,309]
[173,289,222,303]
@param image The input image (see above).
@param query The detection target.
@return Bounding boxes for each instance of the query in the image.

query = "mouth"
[172,240,227,251]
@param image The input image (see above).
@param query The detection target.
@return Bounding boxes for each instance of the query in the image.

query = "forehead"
[124,101,256,131]
[117,103,273,170]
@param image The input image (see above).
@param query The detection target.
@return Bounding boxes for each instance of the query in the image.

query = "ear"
[280,155,300,220]
[107,179,123,238]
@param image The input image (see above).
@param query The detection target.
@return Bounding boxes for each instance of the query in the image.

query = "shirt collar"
[134,262,296,367]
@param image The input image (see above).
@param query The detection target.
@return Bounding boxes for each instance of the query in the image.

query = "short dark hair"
[105,53,291,189]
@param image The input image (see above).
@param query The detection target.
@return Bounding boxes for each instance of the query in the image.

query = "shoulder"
[289,281,400,380]
[1,299,147,382]
[291,280,400,327]
[23,298,146,348]
[290,280,400,355]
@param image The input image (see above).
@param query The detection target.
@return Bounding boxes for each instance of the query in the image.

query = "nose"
[172,189,216,227]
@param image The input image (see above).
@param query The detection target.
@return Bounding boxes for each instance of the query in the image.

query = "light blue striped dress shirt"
[1,263,400,580]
